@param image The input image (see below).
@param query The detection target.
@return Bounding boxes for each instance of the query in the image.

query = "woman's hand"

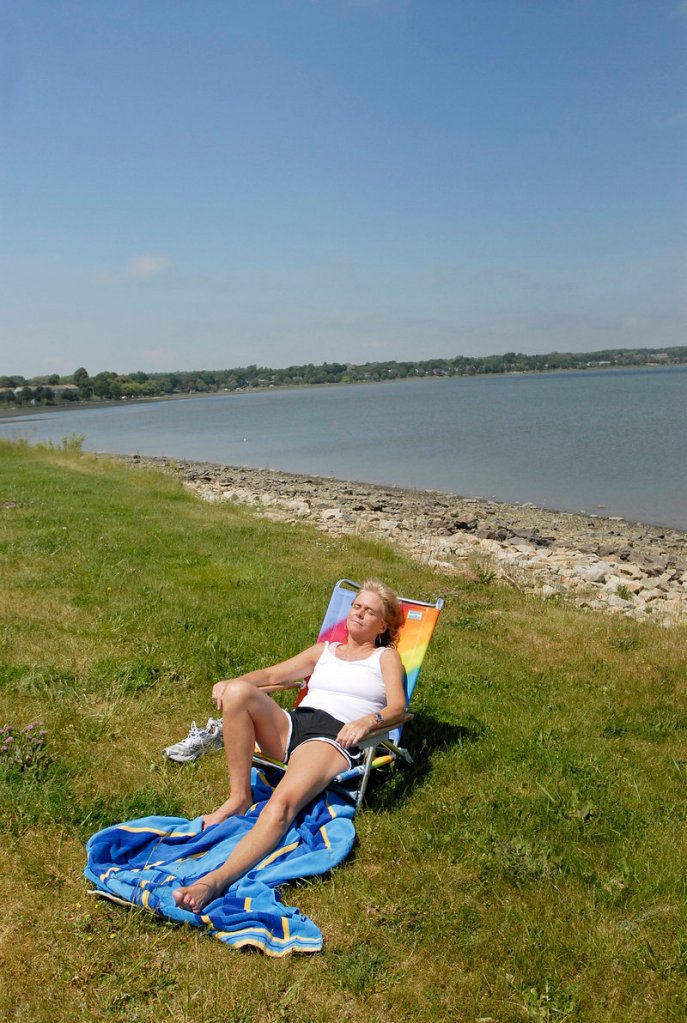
[212,681,229,711]
[209,645,323,711]
[336,716,375,749]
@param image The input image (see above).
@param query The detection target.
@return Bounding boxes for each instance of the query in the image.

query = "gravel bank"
[115,455,687,626]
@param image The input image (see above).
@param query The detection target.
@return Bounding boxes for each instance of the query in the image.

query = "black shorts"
[282,707,363,771]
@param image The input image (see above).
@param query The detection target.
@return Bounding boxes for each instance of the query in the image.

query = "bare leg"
[174,741,347,913]
[201,680,291,828]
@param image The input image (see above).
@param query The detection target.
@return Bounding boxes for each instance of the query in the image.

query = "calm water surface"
[3,367,686,530]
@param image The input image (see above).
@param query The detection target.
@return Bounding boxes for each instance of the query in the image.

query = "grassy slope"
[0,440,686,1023]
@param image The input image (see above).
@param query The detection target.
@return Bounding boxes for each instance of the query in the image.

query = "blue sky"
[1,0,685,377]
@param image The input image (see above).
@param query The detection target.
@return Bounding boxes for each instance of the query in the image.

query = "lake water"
[2,367,686,530]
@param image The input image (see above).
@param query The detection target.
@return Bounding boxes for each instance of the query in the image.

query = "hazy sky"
[2,0,686,377]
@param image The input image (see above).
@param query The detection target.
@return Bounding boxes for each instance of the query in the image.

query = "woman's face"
[347,589,387,643]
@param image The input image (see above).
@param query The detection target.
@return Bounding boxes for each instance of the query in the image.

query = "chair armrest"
[257,680,305,693]
[356,712,413,750]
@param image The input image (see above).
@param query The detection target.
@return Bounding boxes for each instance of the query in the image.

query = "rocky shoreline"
[116,454,687,626]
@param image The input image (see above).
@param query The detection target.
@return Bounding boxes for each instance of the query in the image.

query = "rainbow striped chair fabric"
[254,578,443,809]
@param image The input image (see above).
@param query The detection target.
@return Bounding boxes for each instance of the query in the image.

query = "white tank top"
[298,642,387,723]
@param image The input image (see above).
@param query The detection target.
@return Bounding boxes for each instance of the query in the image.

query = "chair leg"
[355,747,377,810]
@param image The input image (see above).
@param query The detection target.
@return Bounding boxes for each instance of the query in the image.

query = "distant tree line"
[2,347,686,407]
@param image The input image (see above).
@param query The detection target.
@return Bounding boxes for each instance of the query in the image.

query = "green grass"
[1,438,686,1022]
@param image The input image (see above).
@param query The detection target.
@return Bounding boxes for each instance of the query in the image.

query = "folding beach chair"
[254,578,443,810]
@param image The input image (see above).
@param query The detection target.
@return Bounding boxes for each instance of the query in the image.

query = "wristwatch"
[373,712,383,725]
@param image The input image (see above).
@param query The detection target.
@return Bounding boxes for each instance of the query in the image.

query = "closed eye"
[351,602,381,618]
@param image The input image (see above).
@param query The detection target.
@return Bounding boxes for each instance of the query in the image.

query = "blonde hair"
[360,578,404,648]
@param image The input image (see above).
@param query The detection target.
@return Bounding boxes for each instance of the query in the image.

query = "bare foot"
[201,796,251,830]
[173,873,226,913]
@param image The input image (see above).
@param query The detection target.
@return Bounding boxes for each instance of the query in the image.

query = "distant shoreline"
[1,362,683,425]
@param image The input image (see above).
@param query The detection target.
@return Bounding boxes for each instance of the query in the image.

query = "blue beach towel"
[85,768,356,955]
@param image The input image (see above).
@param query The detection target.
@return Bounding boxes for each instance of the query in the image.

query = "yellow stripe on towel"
[325,794,338,820]
[257,840,299,870]
[174,850,207,863]
[210,923,319,951]
[118,824,194,838]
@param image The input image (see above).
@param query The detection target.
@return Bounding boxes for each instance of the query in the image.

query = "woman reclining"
[173,579,405,914]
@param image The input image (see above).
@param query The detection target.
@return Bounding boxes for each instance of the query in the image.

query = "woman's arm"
[336,647,406,749]
[212,643,324,710]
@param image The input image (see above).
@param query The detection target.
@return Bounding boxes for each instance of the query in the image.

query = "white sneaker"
[163,718,224,762]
